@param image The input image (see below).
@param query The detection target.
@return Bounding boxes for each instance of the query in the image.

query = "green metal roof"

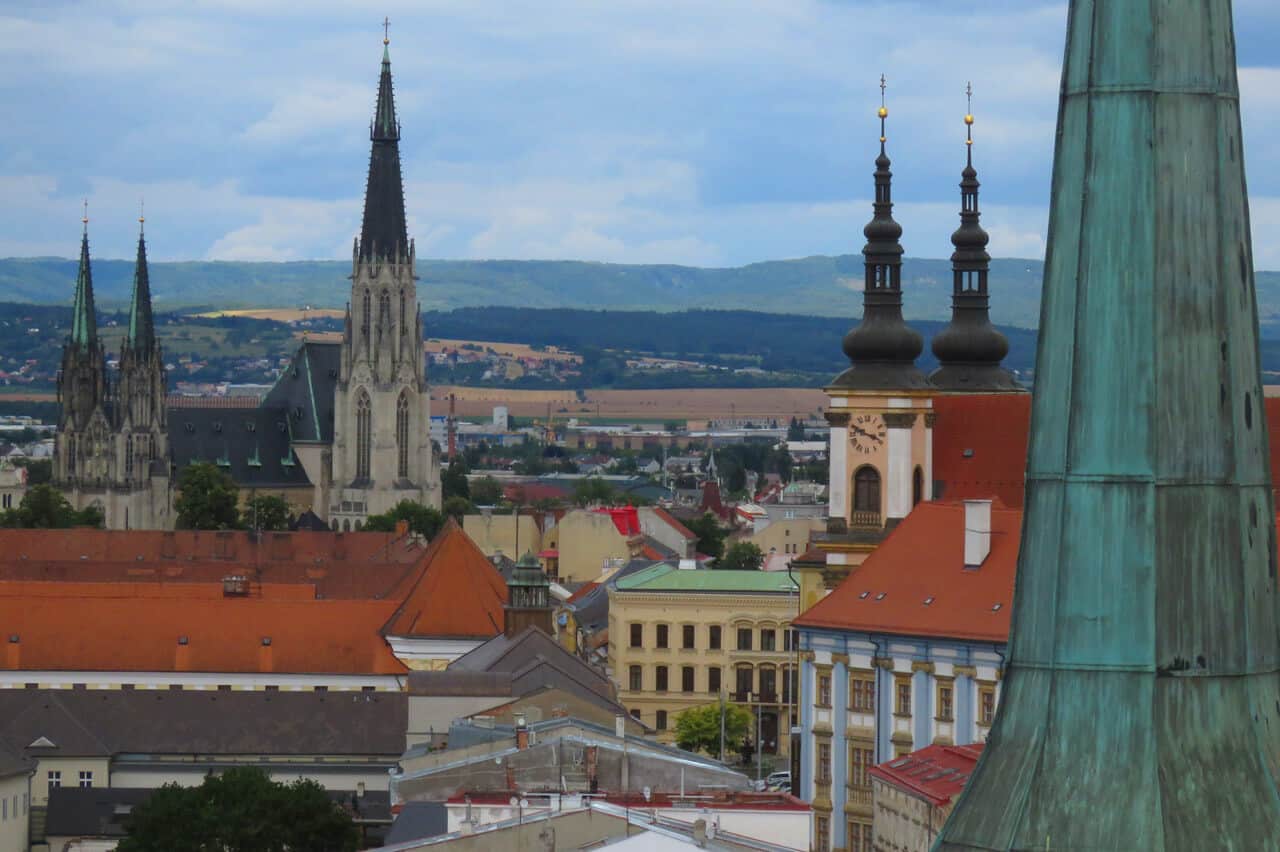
[70,230,97,349]
[615,564,796,594]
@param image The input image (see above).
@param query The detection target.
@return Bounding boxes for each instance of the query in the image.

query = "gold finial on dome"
[878,74,889,144]
[965,82,975,147]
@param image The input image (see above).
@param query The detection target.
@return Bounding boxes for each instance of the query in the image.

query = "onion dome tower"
[937,2,1280,848]
[831,77,930,391]
[928,88,1022,392]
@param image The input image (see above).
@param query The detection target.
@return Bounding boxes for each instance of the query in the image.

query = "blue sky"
[2,0,1279,268]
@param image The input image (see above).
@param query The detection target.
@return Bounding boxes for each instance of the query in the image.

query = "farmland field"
[432,385,827,422]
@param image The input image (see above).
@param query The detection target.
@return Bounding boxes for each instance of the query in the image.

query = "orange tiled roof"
[0,583,405,675]
[795,501,1019,643]
[381,521,507,639]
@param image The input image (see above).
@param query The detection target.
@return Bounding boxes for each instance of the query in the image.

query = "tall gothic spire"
[358,27,409,262]
[929,87,1021,392]
[831,77,929,391]
[126,209,155,356]
[70,201,97,351]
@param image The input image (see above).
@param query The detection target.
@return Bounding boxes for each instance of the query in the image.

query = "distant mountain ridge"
[3,255,1280,332]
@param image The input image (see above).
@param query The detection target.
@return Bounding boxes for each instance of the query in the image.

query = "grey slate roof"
[0,690,406,757]
[385,801,449,845]
[0,738,29,781]
[261,341,340,443]
[167,404,312,487]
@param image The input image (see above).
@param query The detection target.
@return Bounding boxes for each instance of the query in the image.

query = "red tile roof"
[594,507,641,537]
[795,501,1019,643]
[565,581,599,604]
[381,520,507,639]
[932,394,1280,507]
[869,743,985,807]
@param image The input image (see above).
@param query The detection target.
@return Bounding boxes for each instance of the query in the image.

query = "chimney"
[175,636,191,672]
[677,558,697,571]
[395,519,409,539]
[964,500,992,568]
[615,714,626,738]
[258,637,274,673]
[6,634,18,670]
[515,713,529,750]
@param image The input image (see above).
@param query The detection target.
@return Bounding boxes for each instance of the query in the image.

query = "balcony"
[849,510,882,530]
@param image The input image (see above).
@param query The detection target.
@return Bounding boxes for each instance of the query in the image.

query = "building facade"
[609,563,801,761]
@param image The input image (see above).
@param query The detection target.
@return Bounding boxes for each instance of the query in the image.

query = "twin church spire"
[834,80,1020,393]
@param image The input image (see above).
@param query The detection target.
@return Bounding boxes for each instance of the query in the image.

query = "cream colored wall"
[0,772,28,852]
[551,511,630,583]
[407,695,508,748]
[463,514,543,558]
[825,391,933,527]
[30,756,110,807]
[107,764,390,792]
[748,518,826,558]
[479,689,647,736]
[872,777,952,852]
[609,588,800,756]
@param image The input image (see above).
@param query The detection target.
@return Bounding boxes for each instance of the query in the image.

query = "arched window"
[67,435,76,474]
[361,289,371,338]
[912,465,924,507]
[853,466,881,515]
[343,519,351,532]
[379,291,391,325]
[399,290,407,336]
[125,434,134,480]
[356,390,372,481]
[396,391,410,479]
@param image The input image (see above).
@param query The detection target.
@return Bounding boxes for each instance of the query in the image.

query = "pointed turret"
[358,33,409,262]
[831,78,929,391]
[126,214,155,356]
[929,91,1021,392]
[70,207,97,351]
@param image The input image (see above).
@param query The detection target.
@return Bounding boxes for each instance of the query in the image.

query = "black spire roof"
[126,217,155,356]
[831,82,929,391]
[358,40,409,262]
[929,98,1022,392]
[70,210,97,351]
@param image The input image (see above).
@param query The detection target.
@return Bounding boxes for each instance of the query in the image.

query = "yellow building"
[745,517,826,559]
[608,563,801,763]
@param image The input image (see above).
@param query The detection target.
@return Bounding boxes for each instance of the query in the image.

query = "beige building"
[0,464,26,513]
[0,741,30,852]
[462,512,544,562]
[867,743,983,852]
[745,516,826,559]
[609,563,800,763]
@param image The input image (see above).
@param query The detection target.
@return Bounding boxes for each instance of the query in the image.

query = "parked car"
[765,770,791,790]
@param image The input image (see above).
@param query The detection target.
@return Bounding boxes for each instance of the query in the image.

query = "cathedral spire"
[359,25,409,262]
[70,200,98,351]
[126,206,156,356]
[831,77,929,391]
[928,86,1021,392]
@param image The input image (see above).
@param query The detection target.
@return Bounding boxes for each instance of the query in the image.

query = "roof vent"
[859,591,870,599]
[177,636,189,645]
[7,634,18,643]
[923,596,935,606]
[213,421,222,432]
[992,603,1003,612]
[222,575,249,597]
[964,500,993,568]
[246,421,256,432]
[875,592,886,601]
[277,422,286,432]
[962,448,975,458]
[261,636,272,646]
[185,422,194,432]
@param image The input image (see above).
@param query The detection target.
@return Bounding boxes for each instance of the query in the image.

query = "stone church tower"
[55,213,172,529]
[330,37,439,528]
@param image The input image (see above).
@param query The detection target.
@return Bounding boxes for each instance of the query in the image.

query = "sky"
[1,0,1279,269]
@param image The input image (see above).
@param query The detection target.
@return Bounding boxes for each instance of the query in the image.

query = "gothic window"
[361,290,371,338]
[379,291,391,326]
[399,290,406,336]
[356,390,372,481]
[67,436,76,474]
[853,466,881,514]
[125,434,134,480]
[396,391,410,479]
[912,465,924,507]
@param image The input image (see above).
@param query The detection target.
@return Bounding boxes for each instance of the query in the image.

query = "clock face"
[850,414,887,454]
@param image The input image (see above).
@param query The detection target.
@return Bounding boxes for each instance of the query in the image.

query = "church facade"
[55,38,439,530]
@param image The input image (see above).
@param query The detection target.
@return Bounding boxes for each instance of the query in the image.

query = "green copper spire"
[70,203,97,350]
[126,213,155,355]
[938,2,1280,848]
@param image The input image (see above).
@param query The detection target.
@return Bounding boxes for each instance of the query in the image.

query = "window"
[629,665,642,692]
[896,679,912,716]
[355,390,372,481]
[708,667,722,694]
[937,681,955,721]
[399,289,407,336]
[656,624,669,649]
[848,820,873,852]
[815,815,831,852]
[47,770,61,790]
[396,391,410,479]
[79,770,93,788]
[850,671,875,713]
[782,666,796,703]
[853,466,881,514]
[849,743,874,788]
[630,708,641,720]
[682,624,695,649]
[817,742,832,783]
[980,684,997,726]
[759,666,777,701]
[655,665,669,693]
[912,465,924,506]
[784,629,797,652]
[682,666,695,693]
[708,626,722,650]
[361,289,371,338]
[760,629,776,651]
[125,433,134,479]
[736,627,753,651]
[818,672,832,707]
[656,710,667,730]
[736,665,753,699]
[630,623,643,648]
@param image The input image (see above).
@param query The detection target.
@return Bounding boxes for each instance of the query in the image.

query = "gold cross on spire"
[383,16,390,45]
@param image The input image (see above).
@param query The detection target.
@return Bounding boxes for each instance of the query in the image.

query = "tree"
[243,494,290,531]
[718,541,764,571]
[442,495,473,520]
[573,476,616,507]
[117,766,358,852]
[674,702,752,757]
[786,417,807,442]
[14,458,52,485]
[471,475,504,506]
[441,459,471,501]
[0,484,103,529]
[362,500,444,540]
[685,512,726,559]
[175,462,240,530]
